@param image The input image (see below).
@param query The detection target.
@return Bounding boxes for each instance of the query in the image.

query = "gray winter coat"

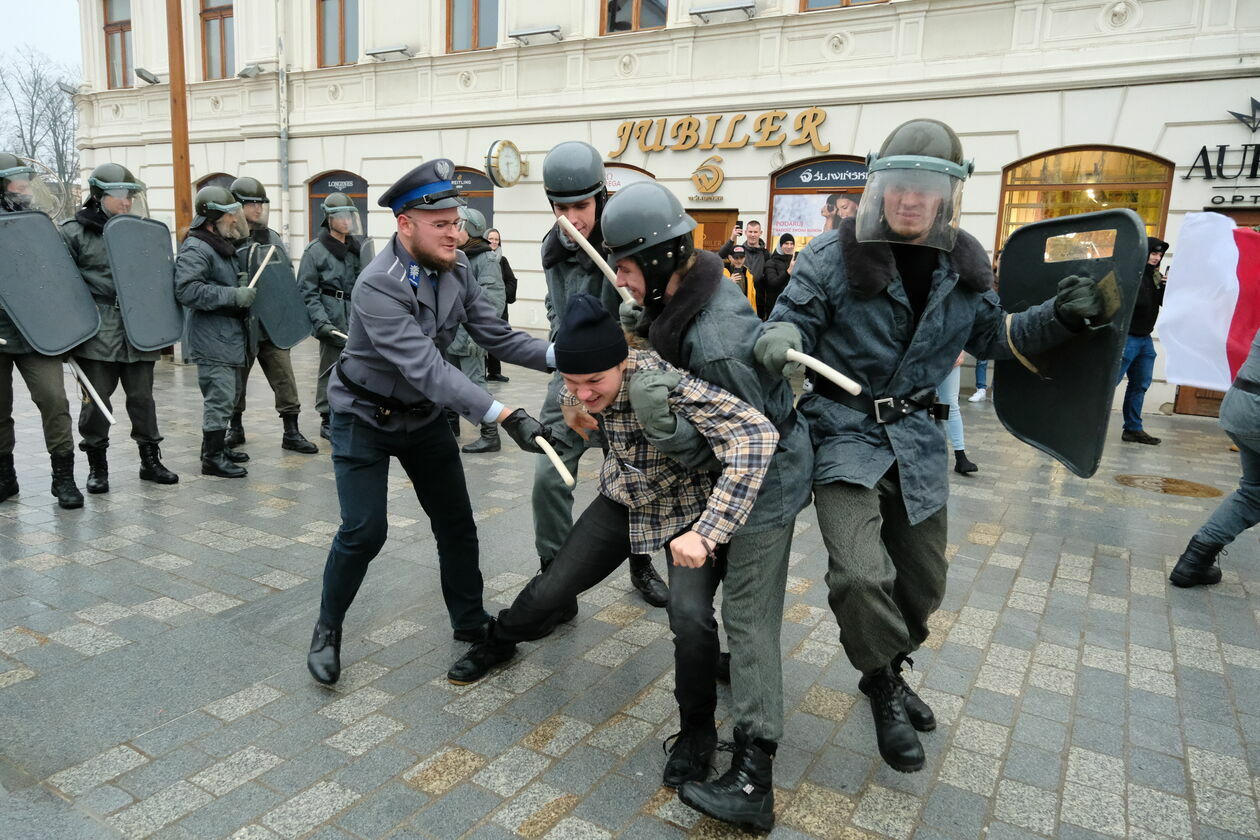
[298,233,362,334]
[769,221,1077,525]
[448,242,504,357]
[175,232,251,367]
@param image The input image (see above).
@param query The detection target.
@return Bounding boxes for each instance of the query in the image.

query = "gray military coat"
[174,232,251,367]
[448,242,504,357]
[298,233,362,335]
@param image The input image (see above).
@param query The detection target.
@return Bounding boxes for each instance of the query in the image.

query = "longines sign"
[609,108,831,159]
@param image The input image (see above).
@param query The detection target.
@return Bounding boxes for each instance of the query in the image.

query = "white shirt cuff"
[482,400,505,424]
[546,343,556,369]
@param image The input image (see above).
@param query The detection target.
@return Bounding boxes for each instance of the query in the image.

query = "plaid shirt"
[561,349,779,555]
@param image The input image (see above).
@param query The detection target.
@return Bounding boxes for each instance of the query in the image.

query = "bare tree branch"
[0,47,80,214]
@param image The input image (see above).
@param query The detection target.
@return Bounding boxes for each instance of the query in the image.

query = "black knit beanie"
[554,293,628,374]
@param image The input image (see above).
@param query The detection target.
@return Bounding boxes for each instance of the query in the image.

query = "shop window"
[308,170,368,241]
[196,173,235,191]
[318,0,359,67]
[767,155,867,248]
[202,1,235,81]
[602,0,668,34]
[998,146,1173,249]
[104,0,133,89]
[801,0,888,9]
[453,167,495,229]
[604,163,655,194]
[448,0,498,53]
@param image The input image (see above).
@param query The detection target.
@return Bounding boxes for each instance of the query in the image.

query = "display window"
[767,155,867,248]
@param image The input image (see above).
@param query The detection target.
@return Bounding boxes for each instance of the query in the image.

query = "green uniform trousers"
[198,363,240,433]
[0,352,73,457]
[314,338,342,417]
[235,339,301,417]
[74,358,162,452]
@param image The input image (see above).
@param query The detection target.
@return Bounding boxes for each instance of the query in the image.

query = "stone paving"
[1,342,1258,840]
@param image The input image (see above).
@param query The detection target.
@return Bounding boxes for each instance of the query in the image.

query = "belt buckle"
[874,397,895,424]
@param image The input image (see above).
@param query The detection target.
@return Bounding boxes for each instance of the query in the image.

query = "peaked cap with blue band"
[378,158,467,215]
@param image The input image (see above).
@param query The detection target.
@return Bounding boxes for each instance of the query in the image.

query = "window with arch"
[998,146,1173,249]
[196,173,236,191]
[767,155,867,249]
[453,167,494,229]
[308,170,368,242]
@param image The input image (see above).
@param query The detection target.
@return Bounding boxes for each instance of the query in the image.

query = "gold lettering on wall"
[789,108,830,152]
[717,114,750,150]
[608,109,831,158]
[752,110,788,148]
[670,116,701,151]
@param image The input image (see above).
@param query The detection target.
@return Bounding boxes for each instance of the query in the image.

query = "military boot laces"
[892,655,936,732]
[49,452,84,510]
[662,725,717,788]
[1170,537,1226,588]
[678,727,776,833]
[138,443,179,485]
[85,448,109,494]
[859,666,925,773]
[281,414,319,454]
[0,453,19,503]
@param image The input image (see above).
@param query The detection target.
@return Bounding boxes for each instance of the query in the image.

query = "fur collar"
[461,238,492,258]
[647,250,724,368]
[186,227,237,259]
[836,218,993,299]
[319,230,361,261]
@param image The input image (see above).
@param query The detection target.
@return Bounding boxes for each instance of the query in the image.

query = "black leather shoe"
[281,414,319,454]
[486,373,510,383]
[85,447,109,494]
[629,555,669,607]
[453,621,492,643]
[716,651,731,684]
[0,454,17,503]
[1170,536,1225,588]
[678,727,776,832]
[892,654,936,732]
[307,620,341,685]
[448,637,517,685]
[1122,429,1161,445]
[662,726,717,788]
[859,666,925,772]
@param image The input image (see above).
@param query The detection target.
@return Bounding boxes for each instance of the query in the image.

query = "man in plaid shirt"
[446,294,778,699]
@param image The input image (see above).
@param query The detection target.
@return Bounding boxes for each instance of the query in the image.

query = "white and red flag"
[1157,212,1260,391]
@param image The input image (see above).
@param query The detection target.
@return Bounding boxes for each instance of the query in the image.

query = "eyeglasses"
[411,217,466,233]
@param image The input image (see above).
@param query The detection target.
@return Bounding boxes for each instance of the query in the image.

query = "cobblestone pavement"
[1,343,1257,840]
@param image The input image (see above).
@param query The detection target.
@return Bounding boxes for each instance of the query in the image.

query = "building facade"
[74,0,1259,406]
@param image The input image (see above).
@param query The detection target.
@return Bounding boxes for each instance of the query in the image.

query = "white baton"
[556,215,634,304]
[785,349,862,396]
[535,437,575,488]
[247,245,277,289]
[67,358,117,425]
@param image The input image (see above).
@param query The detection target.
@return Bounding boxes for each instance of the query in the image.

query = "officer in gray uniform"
[0,152,82,509]
[227,176,319,455]
[306,159,559,686]
[447,205,505,454]
[61,163,179,494]
[174,185,255,478]
[298,192,364,441]
[533,140,668,608]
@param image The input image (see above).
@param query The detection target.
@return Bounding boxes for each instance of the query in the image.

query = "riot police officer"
[174,185,254,477]
[448,205,505,453]
[61,163,178,493]
[227,176,319,455]
[298,192,364,440]
[0,152,83,508]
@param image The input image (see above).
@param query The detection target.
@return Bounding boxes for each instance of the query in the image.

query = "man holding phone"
[718,219,769,303]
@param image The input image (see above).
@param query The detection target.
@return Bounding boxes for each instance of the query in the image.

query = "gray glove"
[316,323,346,347]
[753,322,804,379]
[1053,274,1104,331]
[619,299,644,333]
[233,286,257,309]
[628,369,681,439]
[501,408,558,454]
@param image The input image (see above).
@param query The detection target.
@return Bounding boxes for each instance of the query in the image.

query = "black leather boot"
[138,443,178,484]
[85,447,109,494]
[716,651,732,684]
[319,413,331,440]
[201,430,247,478]
[629,555,669,607]
[953,449,978,475]
[448,622,517,685]
[662,724,717,788]
[281,414,318,454]
[0,453,17,503]
[461,422,501,454]
[223,445,250,464]
[1170,535,1225,588]
[307,620,342,685]
[224,412,245,447]
[678,727,776,832]
[859,665,925,772]
[49,452,83,509]
[892,654,936,732]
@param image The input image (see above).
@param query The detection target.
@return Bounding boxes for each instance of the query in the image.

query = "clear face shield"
[1,168,58,214]
[323,205,363,239]
[240,199,270,232]
[855,156,970,252]
[92,179,149,218]
[210,202,249,241]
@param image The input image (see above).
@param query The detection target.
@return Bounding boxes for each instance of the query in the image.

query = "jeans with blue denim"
[1117,335,1157,432]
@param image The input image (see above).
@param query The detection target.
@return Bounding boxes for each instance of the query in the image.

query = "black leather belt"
[334,362,433,417]
[813,376,948,424]
[1234,377,1260,396]
[322,288,350,300]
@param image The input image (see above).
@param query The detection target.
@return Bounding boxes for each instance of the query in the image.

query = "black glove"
[316,323,347,348]
[500,408,557,454]
[1053,274,1104,331]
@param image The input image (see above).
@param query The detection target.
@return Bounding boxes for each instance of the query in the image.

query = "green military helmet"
[601,180,696,311]
[0,152,42,212]
[542,141,607,205]
[88,162,144,199]
[321,191,356,222]
[191,184,242,229]
[458,205,488,240]
[873,119,969,169]
[230,176,269,203]
[0,152,33,183]
[320,191,363,237]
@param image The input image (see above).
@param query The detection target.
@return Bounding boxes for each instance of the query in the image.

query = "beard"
[408,238,458,273]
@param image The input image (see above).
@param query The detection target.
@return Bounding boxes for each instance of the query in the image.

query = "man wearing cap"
[723,245,757,311]
[719,220,769,293]
[306,159,558,687]
[1116,237,1169,446]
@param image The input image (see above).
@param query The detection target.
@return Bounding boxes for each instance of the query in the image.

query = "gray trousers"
[74,358,162,451]
[235,339,300,417]
[814,469,948,674]
[1198,429,1260,546]
[198,364,240,432]
[314,338,341,417]
[0,352,73,456]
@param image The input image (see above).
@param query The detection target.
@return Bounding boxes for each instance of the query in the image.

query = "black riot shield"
[357,236,375,265]
[993,208,1147,478]
[103,215,184,351]
[245,242,311,350]
[0,211,100,355]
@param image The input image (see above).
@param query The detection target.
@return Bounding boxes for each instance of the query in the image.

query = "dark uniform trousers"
[0,353,73,456]
[235,338,301,417]
[813,465,949,674]
[75,358,162,451]
[319,409,489,633]
[314,338,341,417]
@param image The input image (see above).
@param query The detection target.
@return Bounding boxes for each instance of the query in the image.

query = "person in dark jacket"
[484,228,515,383]
[758,234,796,318]
[718,220,769,288]
[1116,237,1168,445]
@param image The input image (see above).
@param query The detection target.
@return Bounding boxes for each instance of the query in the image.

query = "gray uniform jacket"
[61,214,161,364]
[642,250,813,535]
[328,234,551,432]
[298,234,361,334]
[1222,331,1260,438]
[769,221,1075,525]
[448,244,504,357]
[0,205,33,354]
[175,233,251,367]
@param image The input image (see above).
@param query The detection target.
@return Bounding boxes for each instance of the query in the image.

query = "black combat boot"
[662,724,718,788]
[716,651,732,684]
[859,665,925,772]
[307,620,342,685]
[201,430,247,478]
[137,443,178,484]
[892,654,936,732]
[448,622,518,685]
[280,414,319,454]
[461,423,501,454]
[223,445,250,464]
[319,413,331,440]
[1170,535,1225,588]
[678,727,776,832]
[953,449,978,475]
[224,412,246,447]
[0,453,18,503]
[49,452,84,509]
[85,448,109,494]
[629,555,669,607]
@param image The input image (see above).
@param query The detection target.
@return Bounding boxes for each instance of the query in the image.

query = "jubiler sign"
[609,108,830,158]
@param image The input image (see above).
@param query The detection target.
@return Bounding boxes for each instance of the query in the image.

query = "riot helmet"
[192,184,249,240]
[543,141,607,205]
[855,119,973,252]
[88,162,148,218]
[230,176,270,230]
[601,181,696,312]
[0,152,56,214]
[458,206,489,240]
[320,192,363,238]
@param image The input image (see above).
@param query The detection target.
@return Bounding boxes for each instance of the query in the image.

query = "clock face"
[488,140,522,188]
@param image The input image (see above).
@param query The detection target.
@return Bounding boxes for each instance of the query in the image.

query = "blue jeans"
[1198,430,1260,546]
[974,359,988,390]
[939,366,964,450]
[1116,335,1156,432]
[318,410,489,633]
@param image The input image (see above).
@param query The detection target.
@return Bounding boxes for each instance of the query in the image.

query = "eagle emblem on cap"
[435,160,452,180]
